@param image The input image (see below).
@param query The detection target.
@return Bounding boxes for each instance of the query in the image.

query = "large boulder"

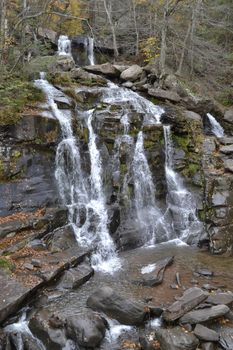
[194,324,219,342]
[55,55,75,72]
[66,310,106,348]
[224,109,233,124]
[47,224,78,252]
[87,286,148,326]
[57,261,94,290]
[179,304,229,324]
[148,88,181,103]
[84,63,120,77]
[70,68,107,85]
[120,65,143,82]
[155,327,199,350]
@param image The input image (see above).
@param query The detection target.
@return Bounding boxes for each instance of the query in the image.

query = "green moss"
[174,135,190,151]
[0,258,14,272]
[182,163,200,177]
[120,163,128,175]
[144,140,155,149]
[48,72,72,86]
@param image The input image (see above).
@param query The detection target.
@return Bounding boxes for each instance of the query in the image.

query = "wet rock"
[163,287,208,322]
[155,326,199,350]
[22,333,45,350]
[47,224,78,252]
[148,306,163,317]
[84,63,120,77]
[87,286,148,326]
[27,239,46,251]
[201,343,216,350]
[179,305,229,324]
[148,88,181,102]
[140,335,157,350]
[29,310,67,350]
[136,256,174,287]
[57,261,94,290]
[219,137,233,145]
[120,65,143,82]
[194,324,219,342]
[207,292,233,306]
[122,81,134,88]
[66,310,106,348]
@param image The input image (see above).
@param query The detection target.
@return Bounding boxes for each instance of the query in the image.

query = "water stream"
[206,112,224,138]
[58,35,72,56]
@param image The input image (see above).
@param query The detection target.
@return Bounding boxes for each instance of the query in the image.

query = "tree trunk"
[159,1,169,77]
[176,21,192,75]
[132,0,139,56]
[0,0,7,63]
[103,0,119,57]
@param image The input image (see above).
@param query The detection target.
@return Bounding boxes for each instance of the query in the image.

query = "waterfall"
[206,113,224,138]
[87,37,95,65]
[35,76,120,273]
[164,125,202,242]
[58,35,71,56]
[133,132,169,244]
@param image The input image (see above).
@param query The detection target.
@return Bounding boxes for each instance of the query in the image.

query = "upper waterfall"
[58,35,71,56]
[206,113,224,138]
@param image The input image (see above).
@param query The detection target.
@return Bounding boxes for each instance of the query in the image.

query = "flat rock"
[70,67,107,85]
[163,287,208,322]
[148,88,181,102]
[120,65,143,82]
[219,326,233,349]
[57,261,94,290]
[207,292,233,306]
[196,268,213,277]
[87,286,148,326]
[155,326,199,350]
[194,324,219,342]
[84,63,120,77]
[224,159,233,173]
[219,137,233,145]
[224,109,233,123]
[48,224,78,252]
[180,304,229,324]
[220,145,233,154]
[136,256,174,287]
[183,110,202,121]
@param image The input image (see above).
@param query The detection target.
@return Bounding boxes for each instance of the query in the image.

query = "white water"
[87,37,95,65]
[5,312,45,350]
[207,113,224,138]
[164,125,202,241]
[58,35,71,56]
[35,76,120,274]
[133,132,169,244]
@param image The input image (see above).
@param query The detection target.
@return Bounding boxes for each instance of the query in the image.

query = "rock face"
[155,327,199,350]
[87,286,148,325]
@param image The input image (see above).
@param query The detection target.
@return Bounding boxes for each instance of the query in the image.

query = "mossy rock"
[23,55,59,80]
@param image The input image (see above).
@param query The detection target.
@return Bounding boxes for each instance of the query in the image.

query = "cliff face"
[1,62,233,255]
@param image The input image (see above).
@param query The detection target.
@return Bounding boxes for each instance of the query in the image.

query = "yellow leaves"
[140,37,160,63]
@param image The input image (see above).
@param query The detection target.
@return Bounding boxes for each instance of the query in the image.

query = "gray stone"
[120,65,143,82]
[24,263,34,271]
[122,81,134,88]
[70,67,107,85]
[196,268,213,277]
[163,287,208,322]
[219,137,233,145]
[31,259,42,268]
[87,286,148,326]
[155,327,199,350]
[207,292,233,306]
[136,256,174,287]
[220,145,233,154]
[56,56,75,72]
[224,159,233,173]
[113,64,130,73]
[179,305,229,324]
[194,324,219,342]
[66,310,106,348]
[219,326,233,349]
[57,261,94,290]
[148,88,181,102]
[48,225,78,252]
[201,343,216,350]
[224,109,233,123]
[184,110,202,121]
[84,63,120,77]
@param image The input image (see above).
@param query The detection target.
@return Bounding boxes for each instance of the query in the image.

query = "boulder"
[47,224,78,252]
[183,110,202,122]
[224,159,233,173]
[38,27,57,44]
[207,292,233,306]
[84,63,120,77]
[179,304,229,324]
[66,310,106,348]
[113,64,130,73]
[55,56,75,72]
[57,261,94,290]
[163,287,208,322]
[201,342,216,350]
[70,67,107,85]
[194,324,219,342]
[220,145,233,154]
[136,256,174,287]
[224,109,233,124]
[155,327,199,350]
[148,88,181,103]
[120,65,143,82]
[87,286,148,326]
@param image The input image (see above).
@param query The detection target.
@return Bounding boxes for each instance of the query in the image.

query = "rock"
[84,63,120,77]
[219,326,233,349]
[163,287,208,322]
[87,286,148,326]
[22,333,45,350]
[148,88,181,102]
[148,306,163,317]
[27,239,46,251]
[194,324,219,342]
[57,261,94,290]
[66,310,106,348]
[122,81,134,88]
[202,284,218,291]
[224,109,233,123]
[113,64,130,73]
[196,268,213,277]
[55,56,75,72]
[201,343,216,350]
[38,27,57,44]
[31,259,42,268]
[179,305,229,324]
[136,256,174,287]
[219,137,233,145]
[224,159,233,173]
[70,67,107,85]
[155,326,199,350]
[24,263,34,271]
[220,145,233,154]
[48,224,78,252]
[183,110,202,122]
[120,65,143,82]
[207,292,233,306]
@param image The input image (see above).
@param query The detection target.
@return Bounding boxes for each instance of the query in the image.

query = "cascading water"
[87,37,95,65]
[58,35,71,56]
[35,75,120,273]
[164,125,203,242]
[206,113,224,138]
[133,132,169,244]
